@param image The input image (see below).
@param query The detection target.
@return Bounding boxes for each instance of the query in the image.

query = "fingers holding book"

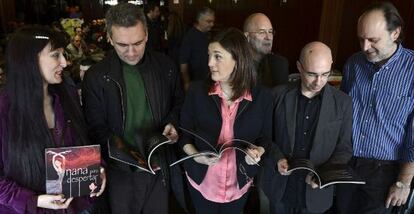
[305,172,319,189]
[277,158,291,176]
[244,146,264,165]
[163,123,179,143]
[194,155,219,166]
[37,194,73,210]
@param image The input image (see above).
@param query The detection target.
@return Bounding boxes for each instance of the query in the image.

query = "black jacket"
[262,82,353,213]
[178,81,274,187]
[82,49,184,159]
[256,53,289,88]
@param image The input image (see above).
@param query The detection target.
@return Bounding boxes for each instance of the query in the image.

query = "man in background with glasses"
[263,41,353,214]
[243,13,289,87]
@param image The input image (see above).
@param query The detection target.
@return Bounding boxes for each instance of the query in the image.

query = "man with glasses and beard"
[263,42,353,214]
[243,13,289,87]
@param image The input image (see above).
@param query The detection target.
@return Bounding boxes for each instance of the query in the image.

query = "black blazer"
[257,53,289,88]
[262,82,353,213]
[178,81,274,187]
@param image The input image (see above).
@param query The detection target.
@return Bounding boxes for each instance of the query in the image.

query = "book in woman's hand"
[45,145,101,197]
[169,127,261,167]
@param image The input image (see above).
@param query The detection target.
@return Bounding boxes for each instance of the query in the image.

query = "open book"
[108,134,173,174]
[287,159,366,189]
[45,145,101,197]
[170,127,260,167]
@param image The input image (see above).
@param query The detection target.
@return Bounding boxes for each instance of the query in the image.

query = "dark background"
[1,0,413,72]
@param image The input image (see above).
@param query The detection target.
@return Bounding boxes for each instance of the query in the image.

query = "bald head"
[299,41,332,69]
[298,42,332,97]
[243,13,271,32]
[243,13,273,55]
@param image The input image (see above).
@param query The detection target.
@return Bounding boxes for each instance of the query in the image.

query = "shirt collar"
[208,82,252,102]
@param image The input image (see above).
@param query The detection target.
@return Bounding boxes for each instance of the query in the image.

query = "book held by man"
[287,159,366,189]
[45,145,101,197]
[108,134,173,174]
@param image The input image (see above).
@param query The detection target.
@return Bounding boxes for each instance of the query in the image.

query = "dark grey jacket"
[262,82,353,213]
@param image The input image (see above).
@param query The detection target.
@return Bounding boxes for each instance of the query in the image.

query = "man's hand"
[194,155,219,166]
[245,146,264,165]
[277,158,291,175]
[37,194,73,210]
[305,172,319,189]
[163,123,178,142]
[385,183,411,208]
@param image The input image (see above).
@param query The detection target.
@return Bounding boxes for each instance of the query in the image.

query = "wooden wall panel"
[0,0,16,33]
[80,0,104,22]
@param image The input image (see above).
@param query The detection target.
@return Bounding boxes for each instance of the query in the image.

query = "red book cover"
[45,145,101,197]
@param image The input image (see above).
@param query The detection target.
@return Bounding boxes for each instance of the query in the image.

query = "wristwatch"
[395,181,411,189]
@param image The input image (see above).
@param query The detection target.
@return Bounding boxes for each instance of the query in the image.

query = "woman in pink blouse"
[179,28,274,214]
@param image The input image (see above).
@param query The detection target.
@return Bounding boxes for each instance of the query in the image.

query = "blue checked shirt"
[341,44,414,162]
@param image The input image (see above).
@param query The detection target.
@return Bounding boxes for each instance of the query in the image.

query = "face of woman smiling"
[38,43,67,85]
[208,42,236,84]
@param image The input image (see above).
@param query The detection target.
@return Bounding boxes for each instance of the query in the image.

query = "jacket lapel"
[285,87,298,152]
[309,85,334,164]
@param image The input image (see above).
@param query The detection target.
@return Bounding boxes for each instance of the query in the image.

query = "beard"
[250,38,272,55]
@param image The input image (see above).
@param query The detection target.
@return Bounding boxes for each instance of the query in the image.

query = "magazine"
[108,129,261,173]
[169,127,261,167]
[286,159,366,189]
[45,145,101,197]
[107,134,173,174]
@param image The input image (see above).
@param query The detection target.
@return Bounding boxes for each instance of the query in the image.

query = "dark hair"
[363,1,404,43]
[105,3,147,36]
[4,25,89,191]
[195,7,214,23]
[145,1,159,14]
[208,27,256,101]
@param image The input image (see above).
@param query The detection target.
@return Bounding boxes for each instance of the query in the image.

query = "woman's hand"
[90,167,106,197]
[245,146,264,165]
[193,155,219,166]
[37,194,73,210]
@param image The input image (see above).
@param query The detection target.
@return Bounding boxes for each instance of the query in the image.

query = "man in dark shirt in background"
[263,41,353,214]
[243,13,289,87]
[179,7,215,90]
[145,2,163,51]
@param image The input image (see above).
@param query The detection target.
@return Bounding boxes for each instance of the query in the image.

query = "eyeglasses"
[248,29,275,37]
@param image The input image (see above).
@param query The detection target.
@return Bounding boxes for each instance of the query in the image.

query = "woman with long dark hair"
[178,28,274,214]
[0,25,105,213]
